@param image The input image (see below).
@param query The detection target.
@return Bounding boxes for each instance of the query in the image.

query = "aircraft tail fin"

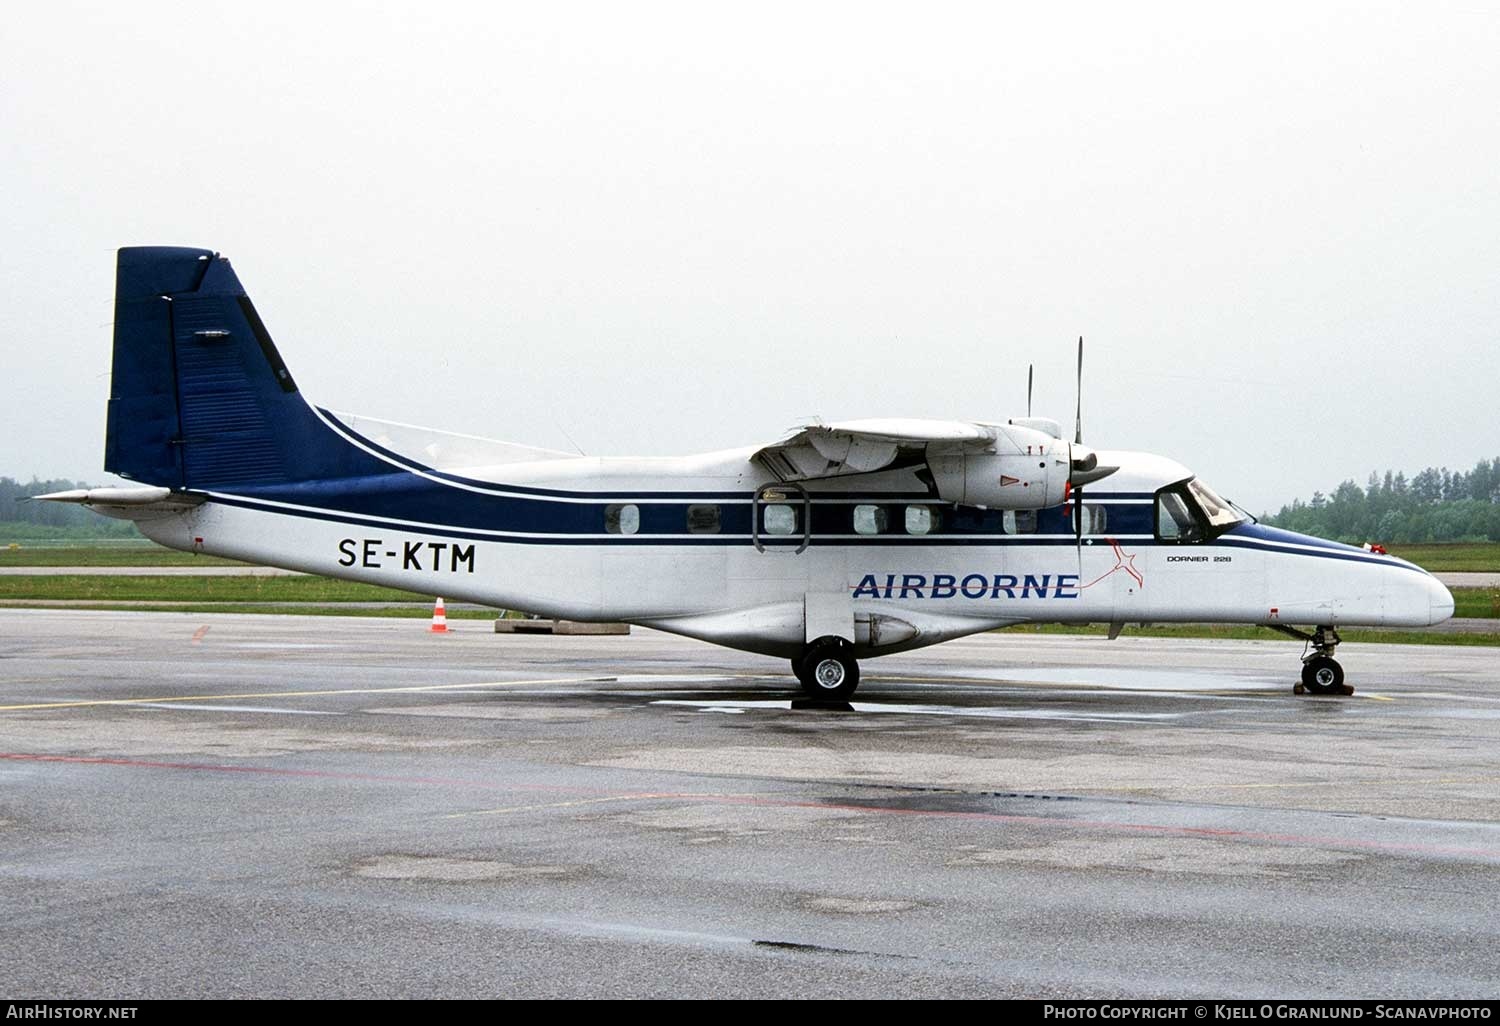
[106,247,389,490]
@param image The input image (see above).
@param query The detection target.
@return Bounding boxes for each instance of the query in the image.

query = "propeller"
[1059,336,1117,545]
[1073,336,1085,547]
[1074,336,1083,447]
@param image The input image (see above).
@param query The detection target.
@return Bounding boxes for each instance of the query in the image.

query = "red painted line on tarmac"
[5,751,1498,862]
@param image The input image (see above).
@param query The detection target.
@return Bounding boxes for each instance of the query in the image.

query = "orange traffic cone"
[429,597,450,633]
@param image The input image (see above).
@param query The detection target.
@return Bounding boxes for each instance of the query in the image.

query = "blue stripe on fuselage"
[217,464,1158,538]
[201,487,1434,574]
[199,456,1423,575]
[1226,523,1366,553]
[1218,524,1430,574]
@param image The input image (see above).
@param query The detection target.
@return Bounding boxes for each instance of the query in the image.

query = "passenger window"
[1003,509,1037,535]
[1156,491,1202,543]
[1082,503,1107,535]
[763,504,797,536]
[853,505,888,535]
[905,505,940,535]
[686,504,720,534]
[605,503,639,535]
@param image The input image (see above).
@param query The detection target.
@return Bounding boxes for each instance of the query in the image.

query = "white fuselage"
[131,441,1455,660]
[86,247,1453,669]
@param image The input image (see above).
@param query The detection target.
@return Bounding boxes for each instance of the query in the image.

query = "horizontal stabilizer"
[30,487,205,519]
[35,486,172,504]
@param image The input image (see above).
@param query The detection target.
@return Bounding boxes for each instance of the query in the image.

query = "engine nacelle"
[927,424,1077,509]
[928,451,1071,509]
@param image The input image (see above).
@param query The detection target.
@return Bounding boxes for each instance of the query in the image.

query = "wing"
[754,418,1003,482]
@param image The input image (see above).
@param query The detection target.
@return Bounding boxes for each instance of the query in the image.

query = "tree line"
[1262,457,1500,543]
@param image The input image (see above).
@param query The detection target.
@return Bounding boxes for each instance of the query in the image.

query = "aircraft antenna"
[554,421,587,457]
[1027,364,1034,418]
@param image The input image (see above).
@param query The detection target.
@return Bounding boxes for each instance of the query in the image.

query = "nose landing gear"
[1271,624,1353,696]
[1301,654,1346,695]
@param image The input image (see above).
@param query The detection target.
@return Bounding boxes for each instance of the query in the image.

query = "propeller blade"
[1074,336,1084,547]
[1071,462,1119,485]
[1074,335,1083,445]
[1027,364,1034,418]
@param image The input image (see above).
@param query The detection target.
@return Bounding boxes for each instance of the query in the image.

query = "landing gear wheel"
[1301,656,1345,696]
[791,653,813,687]
[1274,625,1353,696]
[798,640,860,700]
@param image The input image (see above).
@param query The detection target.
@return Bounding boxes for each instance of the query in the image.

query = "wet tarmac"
[2,610,1498,998]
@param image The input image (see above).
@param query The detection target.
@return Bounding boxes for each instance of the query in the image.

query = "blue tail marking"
[105,247,393,490]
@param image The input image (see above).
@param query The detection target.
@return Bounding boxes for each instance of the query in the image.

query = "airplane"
[39,246,1456,700]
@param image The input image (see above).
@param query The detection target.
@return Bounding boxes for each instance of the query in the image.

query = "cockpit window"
[1156,490,1203,543]
[1186,478,1246,531]
[1155,477,1246,543]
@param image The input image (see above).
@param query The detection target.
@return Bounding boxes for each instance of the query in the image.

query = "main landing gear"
[792,636,861,700]
[1270,624,1353,696]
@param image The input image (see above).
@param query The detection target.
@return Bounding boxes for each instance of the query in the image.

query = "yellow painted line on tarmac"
[0,676,605,713]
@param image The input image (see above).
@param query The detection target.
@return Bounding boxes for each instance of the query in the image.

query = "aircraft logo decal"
[1082,538,1143,590]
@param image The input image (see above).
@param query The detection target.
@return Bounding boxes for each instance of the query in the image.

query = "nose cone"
[1427,575,1455,625]
[1378,564,1455,627]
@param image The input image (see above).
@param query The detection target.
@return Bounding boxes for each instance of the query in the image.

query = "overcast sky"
[2,1,1496,514]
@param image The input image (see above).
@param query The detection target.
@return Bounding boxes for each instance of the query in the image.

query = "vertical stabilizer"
[104,247,389,489]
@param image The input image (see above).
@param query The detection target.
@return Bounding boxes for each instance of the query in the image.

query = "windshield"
[1186,478,1246,531]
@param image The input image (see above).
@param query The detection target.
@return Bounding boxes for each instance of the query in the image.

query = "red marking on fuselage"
[1081,538,1144,590]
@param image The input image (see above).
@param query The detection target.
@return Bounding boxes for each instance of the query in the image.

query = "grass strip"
[1454,587,1500,618]
[0,601,497,619]
[1,545,247,567]
[1376,543,1500,572]
[0,575,428,603]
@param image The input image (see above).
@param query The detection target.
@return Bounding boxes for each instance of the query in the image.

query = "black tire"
[1301,656,1345,695]
[791,654,813,686]
[799,640,860,700]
